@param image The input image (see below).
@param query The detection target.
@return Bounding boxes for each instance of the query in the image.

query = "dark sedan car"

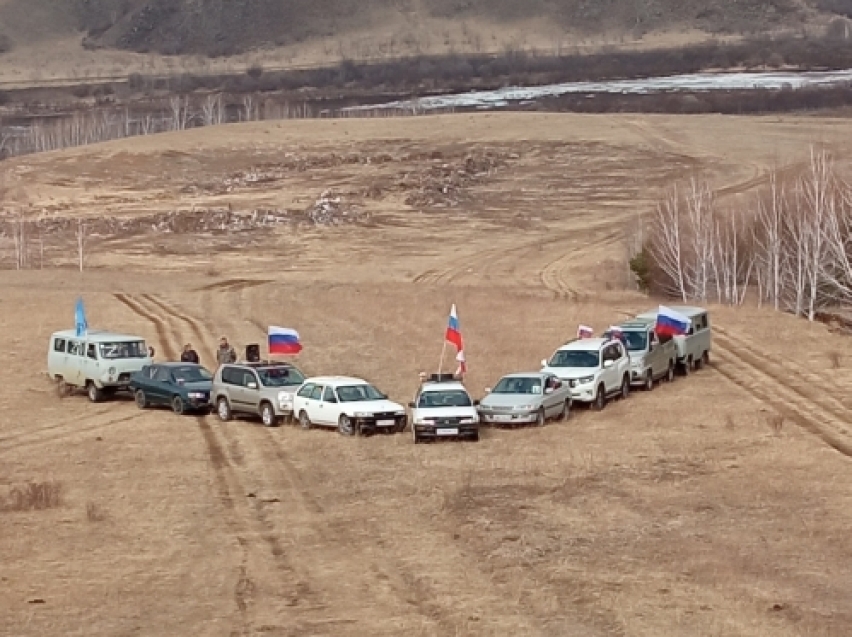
[130,362,214,415]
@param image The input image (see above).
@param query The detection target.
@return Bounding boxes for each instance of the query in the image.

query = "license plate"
[491,414,512,421]
[376,419,396,427]
[436,428,458,436]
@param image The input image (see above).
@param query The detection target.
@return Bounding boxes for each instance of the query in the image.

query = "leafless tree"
[201,94,225,126]
[13,216,29,270]
[649,185,688,300]
[752,170,788,310]
[169,96,191,131]
[714,209,754,306]
[683,179,716,302]
[76,218,86,272]
[242,95,257,122]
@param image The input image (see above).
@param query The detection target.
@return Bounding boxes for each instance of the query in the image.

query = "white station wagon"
[47,329,152,402]
[292,376,407,436]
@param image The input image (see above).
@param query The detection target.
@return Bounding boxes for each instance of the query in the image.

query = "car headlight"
[188,392,206,399]
[277,391,292,405]
[394,410,405,416]
[578,376,594,384]
[460,418,476,424]
[353,412,371,418]
[108,367,116,376]
[513,404,534,411]
[415,418,435,425]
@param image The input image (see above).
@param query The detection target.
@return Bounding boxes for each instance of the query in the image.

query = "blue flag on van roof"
[75,297,88,337]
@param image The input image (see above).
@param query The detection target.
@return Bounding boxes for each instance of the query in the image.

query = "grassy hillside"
[0,0,840,58]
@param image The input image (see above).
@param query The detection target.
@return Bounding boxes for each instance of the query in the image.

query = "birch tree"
[752,170,787,310]
[649,186,688,300]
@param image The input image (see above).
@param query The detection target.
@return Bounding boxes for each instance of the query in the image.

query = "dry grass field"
[2,113,852,636]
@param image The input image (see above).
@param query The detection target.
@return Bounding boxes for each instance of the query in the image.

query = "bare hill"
[0,0,843,58]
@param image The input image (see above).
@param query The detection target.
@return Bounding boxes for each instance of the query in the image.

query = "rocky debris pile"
[303,190,367,226]
[0,208,295,238]
[400,151,509,209]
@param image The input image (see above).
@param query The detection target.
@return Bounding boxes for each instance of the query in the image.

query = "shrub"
[629,246,652,294]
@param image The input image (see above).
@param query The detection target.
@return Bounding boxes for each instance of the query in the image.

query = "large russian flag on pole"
[268,326,302,355]
[445,304,467,373]
[655,306,691,338]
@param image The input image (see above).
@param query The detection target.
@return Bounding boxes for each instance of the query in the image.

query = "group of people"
[156,336,239,366]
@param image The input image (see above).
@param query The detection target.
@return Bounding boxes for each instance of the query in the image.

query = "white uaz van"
[48,330,153,402]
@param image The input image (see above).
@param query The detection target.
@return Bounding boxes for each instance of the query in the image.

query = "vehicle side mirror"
[540,359,548,367]
[603,360,614,369]
[483,387,491,394]
[473,399,480,406]
[247,382,258,389]
[649,342,655,351]
[326,397,337,403]
[408,401,415,408]
[544,387,554,394]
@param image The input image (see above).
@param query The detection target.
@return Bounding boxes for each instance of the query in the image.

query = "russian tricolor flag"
[268,326,302,355]
[445,304,467,374]
[655,306,691,338]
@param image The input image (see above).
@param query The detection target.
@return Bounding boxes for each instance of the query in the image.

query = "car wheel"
[557,399,570,421]
[666,361,675,383]
[260,402,278,427]
[298,410,312,430]
[681,358,691,376]
[217,397,232,421]
[621,375,630,400]
[87,382,103,403]
[644,370,654,391]
[135,390,148,409]
[338,414,356,436]
[535,408,546,427]
[594,385,606,411]
[703,351,711,366]
[172,395,185,415]
[396,417,407,434]
[694,353,705,370]
[469,430,480,442]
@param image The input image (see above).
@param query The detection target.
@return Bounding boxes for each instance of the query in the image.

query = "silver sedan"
[477,372,572,426]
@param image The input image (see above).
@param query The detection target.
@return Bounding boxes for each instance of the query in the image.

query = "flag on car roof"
[75,297,88,337]
[268,326,302,355]
[606,325,626,344]
[577,324,594,339]
[445,304,467,374]
[655,305,691,337]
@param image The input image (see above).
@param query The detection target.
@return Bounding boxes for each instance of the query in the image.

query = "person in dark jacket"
[181,343,200,364]
[216,336,237,365]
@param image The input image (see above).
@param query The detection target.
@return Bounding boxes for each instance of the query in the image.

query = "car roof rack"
[238,360,295,367]
[424,372,458,383]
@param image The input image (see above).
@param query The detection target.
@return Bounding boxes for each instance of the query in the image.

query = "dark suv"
[212,361,306,427]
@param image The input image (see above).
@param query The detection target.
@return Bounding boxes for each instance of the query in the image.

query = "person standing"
[216,336,237,365]
[181,343,200,364]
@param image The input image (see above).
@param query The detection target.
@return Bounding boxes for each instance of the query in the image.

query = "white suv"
[409,374,480,443]
[292,376,406,436]
[540,337,631,410]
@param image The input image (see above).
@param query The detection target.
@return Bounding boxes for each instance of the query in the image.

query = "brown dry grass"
[1,112,852,635]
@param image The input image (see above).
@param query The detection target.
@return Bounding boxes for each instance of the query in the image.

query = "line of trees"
[631,148,852,320]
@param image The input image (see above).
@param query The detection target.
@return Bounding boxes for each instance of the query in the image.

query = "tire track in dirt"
[125,293,318,633]
[200,287,540,633]
[714,326,852,402]
[414,219,625,291]
[712,338,852,458]
[141,294,215,362]
[113,294,178,360]
[537,229,622,300]
[0,412,146,456]
[199,279,273,293]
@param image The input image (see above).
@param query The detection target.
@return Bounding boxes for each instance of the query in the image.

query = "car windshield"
[611,330,647,352]
[336,384,385,402]
[172,366,212,383]
[257,366,304,387]
[99,341,147,359]
[492,377,542,394]
[548,350,599,368]
[418,389,472,408]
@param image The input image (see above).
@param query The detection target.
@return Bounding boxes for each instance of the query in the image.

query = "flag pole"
[437,339,447,375]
